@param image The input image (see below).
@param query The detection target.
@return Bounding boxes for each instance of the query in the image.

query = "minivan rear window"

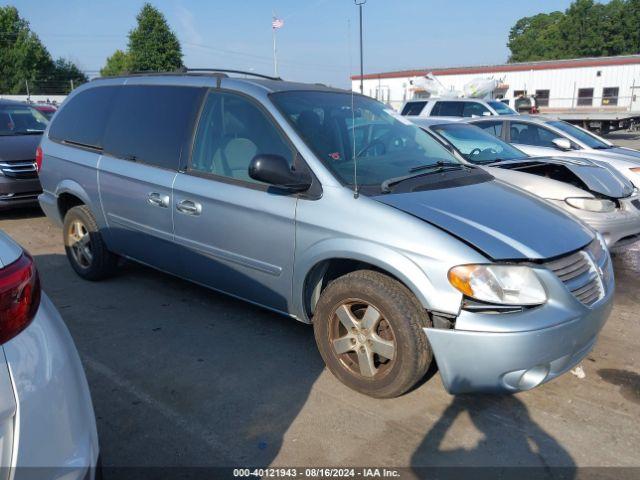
[401,101,427,116]
[102,85,205,170]
[49,86,119,149]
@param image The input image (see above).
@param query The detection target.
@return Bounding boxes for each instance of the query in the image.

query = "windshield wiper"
[381,161,467,193]
[12,130,44,135]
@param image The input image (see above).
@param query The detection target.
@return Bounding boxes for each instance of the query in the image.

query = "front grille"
[0,160,37,179]
[545,239,608,307]
[632,198,640,210]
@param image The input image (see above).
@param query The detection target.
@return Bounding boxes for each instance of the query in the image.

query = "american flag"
[272,17,284,29]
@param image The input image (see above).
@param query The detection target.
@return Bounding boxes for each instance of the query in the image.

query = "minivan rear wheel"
[63,205,118,280]
[313,270,433,398]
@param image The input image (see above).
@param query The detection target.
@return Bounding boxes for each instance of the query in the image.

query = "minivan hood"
[604,146,640,161]
[495,156,634,198]
[0,134,41,161]
[374,180,593,261]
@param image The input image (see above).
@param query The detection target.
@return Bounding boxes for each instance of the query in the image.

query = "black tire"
[63,205,118,281]
[313,270,433,398]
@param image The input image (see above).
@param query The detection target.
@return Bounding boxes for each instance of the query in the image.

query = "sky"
[9,0,575,88]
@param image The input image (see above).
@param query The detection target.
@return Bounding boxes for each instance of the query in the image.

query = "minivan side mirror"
[552,138,572,151]
[249,154,312,192]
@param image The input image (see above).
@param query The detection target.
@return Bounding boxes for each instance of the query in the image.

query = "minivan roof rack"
[183,68,282,81]
[90,68,282,82]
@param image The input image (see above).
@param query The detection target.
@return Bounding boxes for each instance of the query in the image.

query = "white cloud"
[175,4,203,45]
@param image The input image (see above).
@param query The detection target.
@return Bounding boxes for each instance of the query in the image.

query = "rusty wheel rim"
[328,299,397,379]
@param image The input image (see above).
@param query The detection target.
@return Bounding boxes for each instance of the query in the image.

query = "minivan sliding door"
[98,84,205,273]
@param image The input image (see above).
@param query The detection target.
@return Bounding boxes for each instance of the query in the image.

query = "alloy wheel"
[68,220,93,268]
[329,300,396,378]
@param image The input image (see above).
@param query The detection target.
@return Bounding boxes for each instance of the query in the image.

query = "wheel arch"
[295,239,437,323]
[55,180,99,221]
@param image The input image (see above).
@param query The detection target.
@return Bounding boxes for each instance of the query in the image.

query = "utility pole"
[70,79,75,91]
[25,80,30,98]
[354,0,366,94]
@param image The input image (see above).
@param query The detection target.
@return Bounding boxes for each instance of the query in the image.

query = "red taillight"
[0,253,40,344]
[35,146,43,172]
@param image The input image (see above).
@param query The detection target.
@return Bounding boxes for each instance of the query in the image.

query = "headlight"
[448,264,547,306]
[565,197,616,212]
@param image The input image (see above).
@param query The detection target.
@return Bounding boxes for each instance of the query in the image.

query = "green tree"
[100,49,130,76]
[507,12,564,62]
[50,58,88,92]
[0,6,86,94]
[0,6,53,93]
[507,0,640,62]
[127,3,182,72]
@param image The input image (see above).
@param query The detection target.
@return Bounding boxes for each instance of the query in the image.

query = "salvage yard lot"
[1,132,639,472]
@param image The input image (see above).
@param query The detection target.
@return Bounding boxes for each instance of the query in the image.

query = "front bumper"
[424,252,615,394]
[0,176,41,210]
[2,294,99,479]
[550,197,640,248]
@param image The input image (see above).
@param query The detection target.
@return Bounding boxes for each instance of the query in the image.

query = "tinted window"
[401,101,427,116]
[487,100,517,115]
[271,91,457,187]
[474,120,503,138]
[49,86,118,148]
[433,124,527,163]
[509,122,558,148]
[535,90,550,107]
[602,87,619,106]
[577,88,594,106]
[0,104,47,136]
[462,102,491,117]
[547,120,609,149]
[191,91,293,183]
[103,85,205,170]
[431,101,464,117]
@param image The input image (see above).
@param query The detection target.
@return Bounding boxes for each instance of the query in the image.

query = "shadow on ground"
[35,252,325,477]
[410,385,575,478]
[0,206,43,221]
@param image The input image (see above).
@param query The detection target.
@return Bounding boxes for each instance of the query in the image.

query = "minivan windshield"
[270,91,459,186]
[547,120,611,149]
[432,123,528,163]
[487,101,517,115]
[0,104,48,136]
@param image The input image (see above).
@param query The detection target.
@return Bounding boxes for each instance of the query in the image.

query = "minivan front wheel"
[63,205,118,281]
[313,270,432,398]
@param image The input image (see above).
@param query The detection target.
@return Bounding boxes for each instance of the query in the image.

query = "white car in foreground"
[0,231,99,479]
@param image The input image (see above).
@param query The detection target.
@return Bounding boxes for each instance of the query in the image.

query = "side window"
[431,101,464,117]
[509,122,558,148]
[190,91,294,183]
[400,101,427,116]
[102,85,205,170]
[462,102,491,117]
[474,120,503,138]
[49,86,119,148]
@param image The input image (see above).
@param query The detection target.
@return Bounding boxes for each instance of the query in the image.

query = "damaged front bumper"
[423,258,615,395]
[550,196,640,248]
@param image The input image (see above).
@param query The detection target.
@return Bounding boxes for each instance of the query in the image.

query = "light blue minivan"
[38,70,613,398]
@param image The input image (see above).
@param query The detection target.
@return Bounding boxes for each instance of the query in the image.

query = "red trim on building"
[351,56,640,81]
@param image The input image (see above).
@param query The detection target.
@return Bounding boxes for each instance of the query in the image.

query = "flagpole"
[272,11,278,77]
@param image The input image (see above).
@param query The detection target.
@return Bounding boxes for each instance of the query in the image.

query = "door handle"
[176,199,202,216]
[147,192,170,208]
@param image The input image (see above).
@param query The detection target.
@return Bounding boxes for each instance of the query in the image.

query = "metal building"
[351,54,640,117]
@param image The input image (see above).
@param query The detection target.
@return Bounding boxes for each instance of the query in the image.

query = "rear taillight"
[0,253,40,344]
[35,146,43,172]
